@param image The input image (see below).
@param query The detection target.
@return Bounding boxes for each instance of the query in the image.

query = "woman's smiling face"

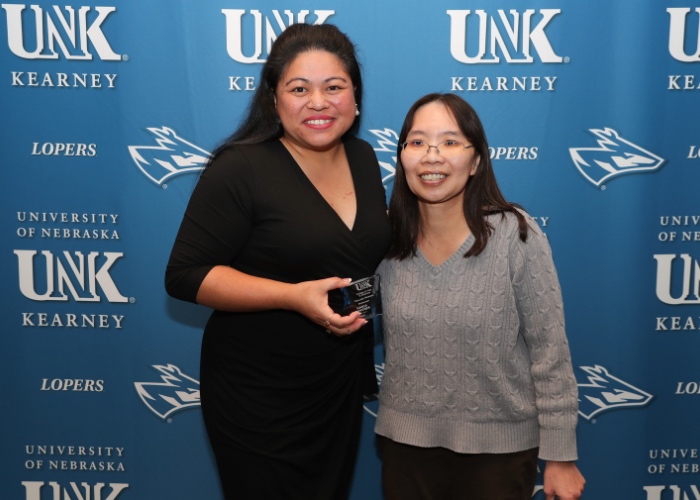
[275,50,356,152]
[400,101,479,207]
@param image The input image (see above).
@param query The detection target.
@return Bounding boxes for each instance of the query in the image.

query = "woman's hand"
[292,277,367,336]
[543,461,585,500]
[196,267,367,335]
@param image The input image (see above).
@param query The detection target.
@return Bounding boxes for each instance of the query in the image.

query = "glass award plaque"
[328,274,382,319]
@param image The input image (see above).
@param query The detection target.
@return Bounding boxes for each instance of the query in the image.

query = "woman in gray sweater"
[376,93,585,500]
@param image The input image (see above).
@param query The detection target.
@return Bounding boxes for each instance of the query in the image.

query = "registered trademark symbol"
[130,297,136,303]
[600,185,607,191]
[122,54,129,61]
[564,56,570,63]
[162,183,168,190]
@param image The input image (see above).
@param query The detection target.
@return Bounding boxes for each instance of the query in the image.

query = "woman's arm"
[196,265,366,334]
[510,219,580,461]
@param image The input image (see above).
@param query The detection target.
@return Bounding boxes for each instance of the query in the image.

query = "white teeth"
[420,173,446,181]
[306,119,332,125]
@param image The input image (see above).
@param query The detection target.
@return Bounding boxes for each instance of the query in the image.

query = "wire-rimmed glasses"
[401,139,474,157]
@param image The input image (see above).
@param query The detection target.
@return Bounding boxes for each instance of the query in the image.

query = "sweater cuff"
[538,427,578,461]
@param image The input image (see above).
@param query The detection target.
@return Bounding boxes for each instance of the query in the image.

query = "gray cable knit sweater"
[375,212,579,461]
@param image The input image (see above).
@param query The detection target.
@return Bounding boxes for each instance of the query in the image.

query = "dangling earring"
[355,104,360,117]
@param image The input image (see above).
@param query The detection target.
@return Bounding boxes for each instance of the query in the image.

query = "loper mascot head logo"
[569,128,665,188]
[577,365,653,421]
[129,127,210,186]
[135,364,201,420]
[367,128,399,202]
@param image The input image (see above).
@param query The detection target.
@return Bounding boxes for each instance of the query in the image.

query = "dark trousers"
[378,436,539,500]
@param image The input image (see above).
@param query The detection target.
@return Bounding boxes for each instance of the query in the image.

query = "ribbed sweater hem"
[375,406,578,461]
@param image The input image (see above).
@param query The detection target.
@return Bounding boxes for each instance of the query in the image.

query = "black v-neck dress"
[166,137,391,499]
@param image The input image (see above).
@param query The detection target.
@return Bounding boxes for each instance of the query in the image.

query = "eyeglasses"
[401,139,474,157]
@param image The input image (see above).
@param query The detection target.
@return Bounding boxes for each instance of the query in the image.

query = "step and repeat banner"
[1,1,699,498]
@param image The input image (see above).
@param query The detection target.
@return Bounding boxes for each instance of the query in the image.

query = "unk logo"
[448,9,564,64]
[14,249,128,303]
[363,363,384,417]
[577,365,653,421]
[2,4,122,60]
[644,485,700,500]
[129,127,211,186]
[654,254,700,305]
[22,482,128,500]
[135,364,200,420]
[223,9,335,64]
[668,8,700,62]
[368,128,398,203]
[569,128,665,188]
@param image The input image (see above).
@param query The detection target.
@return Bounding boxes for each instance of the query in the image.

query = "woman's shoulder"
[215,140,282,161]
[192,145,262,195]
[486,208,546,242]
[344,136,375,156]
[206,141,285,174]
[486,208,526,229]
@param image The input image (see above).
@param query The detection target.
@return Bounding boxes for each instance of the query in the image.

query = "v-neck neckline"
[276,139,359,233]
[417,233,474,270]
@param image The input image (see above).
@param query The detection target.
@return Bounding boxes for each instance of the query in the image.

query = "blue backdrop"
[2,1,699,498]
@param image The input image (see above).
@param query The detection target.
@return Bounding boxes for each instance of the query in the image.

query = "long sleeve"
[510,221,579,461]
[165,147,255,303]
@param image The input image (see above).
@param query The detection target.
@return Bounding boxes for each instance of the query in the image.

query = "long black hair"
[208,23,363,160]
[386,93,528,260]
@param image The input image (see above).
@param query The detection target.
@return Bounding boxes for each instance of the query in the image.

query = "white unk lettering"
[654,254,700,305]
[2,4,121,60]
[448,9,563,64]
[644,484,700,500]
[668,8,700,62]
[21,481,128,500]
[14,250,128,303]
[222,9,334,64]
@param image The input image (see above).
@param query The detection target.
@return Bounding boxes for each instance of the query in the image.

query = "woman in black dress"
[165,24,390,499]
